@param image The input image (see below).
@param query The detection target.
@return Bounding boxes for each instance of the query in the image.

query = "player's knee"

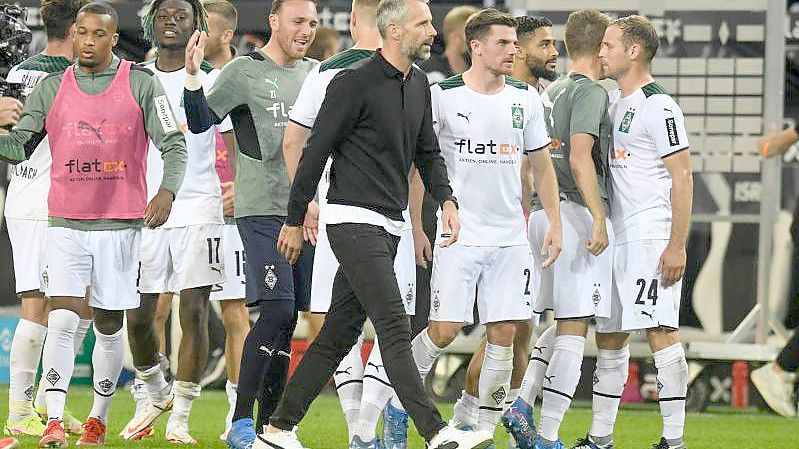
[93,310,124,335]
[428,322,461,347]
[596,331,630,350]
[646,327,680,351]
[221,302,249,333]
[556,319,589,337]
[487,321,516,345]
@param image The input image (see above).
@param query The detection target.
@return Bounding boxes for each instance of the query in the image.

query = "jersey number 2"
[523,268,532,295]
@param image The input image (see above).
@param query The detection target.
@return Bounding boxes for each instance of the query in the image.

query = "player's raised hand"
[541,225,562,269]
[278,224,304,264]
[585,218,609,256]
[658,242,686,288]
[439,200,459,247]
[303,200,319,245]
[185,30,207,76]
[144,188,174,228]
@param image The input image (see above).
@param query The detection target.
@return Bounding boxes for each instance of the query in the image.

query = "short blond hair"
[612,14,659,62]
[565,9,610,58]
[443,5,479,38]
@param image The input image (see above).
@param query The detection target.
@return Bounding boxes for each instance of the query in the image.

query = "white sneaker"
[255,429,308,449]
[219,426,230,441]
[120,393,174,440]
[428,425,493,449]
[751,362,797,418]
[166,422,197,445]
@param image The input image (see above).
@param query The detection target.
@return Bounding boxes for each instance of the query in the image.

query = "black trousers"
[270,223,445,440]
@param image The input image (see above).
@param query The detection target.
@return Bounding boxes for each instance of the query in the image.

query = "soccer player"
[0,2,187,446]
[201,0,251,438]
[284,1,415,447]
[503,10,614,449]
[266,0,492,448]
[579,15,693,449]
[410,6,561,442]
[450,15,561,434]
[3,0,92,438]
[182,1,319,447]
[120,0,232,443]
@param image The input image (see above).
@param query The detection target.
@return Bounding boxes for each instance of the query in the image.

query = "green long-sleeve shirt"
[0,57,187,230]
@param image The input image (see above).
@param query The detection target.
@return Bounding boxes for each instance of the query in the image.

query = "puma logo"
[335,366,352,376]
[641,310,654,319]
[533,346,547,354]
[78,119,106,142]
[258,345,274,356]
[456,111,471,122]
[265,78,279,90]
[544,374,555,384]
[663,108,672,113]
[367,362,384,372]
[210,267,222,274]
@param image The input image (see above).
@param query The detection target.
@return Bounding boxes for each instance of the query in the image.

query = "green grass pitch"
[1,386,795,448]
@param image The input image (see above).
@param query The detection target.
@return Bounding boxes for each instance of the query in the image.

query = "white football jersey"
[432,75,550,246]
[608,82,689,244]
[142,61,232,228]
[4,55,71,220]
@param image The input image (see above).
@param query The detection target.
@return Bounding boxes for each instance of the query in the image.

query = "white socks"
[356,339,394,442]
[334,335,364,442]
[452,390,479,429]
[518,326,556,406]
[411,329,443,379]
[74,319,92,353]
[88,326,124,424]
[589,346,629,440]
[225,380,238,430]
[477,343,513,433]
[168,381,201,428]
[137,363,170,403]
[131,378,149,419]
[42,309,79,422]
[539,335,586,442]
[653,343,688,444]
[8,319,47,421]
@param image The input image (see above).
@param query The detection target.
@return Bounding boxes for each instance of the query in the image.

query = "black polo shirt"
[287,51,453,226]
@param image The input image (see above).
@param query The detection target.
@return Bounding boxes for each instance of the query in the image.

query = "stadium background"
[0,0,799,416]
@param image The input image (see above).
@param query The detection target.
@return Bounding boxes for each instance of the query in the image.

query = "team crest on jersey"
[405,283,414,305]
[592,283,601,306]
[491,385,507,405]
[619,109,635,133]
[264,264,278,290]
[511,106,524,129]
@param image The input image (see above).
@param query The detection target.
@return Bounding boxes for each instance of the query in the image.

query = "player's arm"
[520,156,534,215]
[134,69,188,228]
[648,97,692,287]
[409,167,432,267]
[661,151,692,287]
[526,91,561,267]
[759,124,799,158]
[570,85,610,256]
[284,122,312,182]
[183,31,237,133]
[0,78,56,163]
[284,67,322,182]
[415,84,458,247]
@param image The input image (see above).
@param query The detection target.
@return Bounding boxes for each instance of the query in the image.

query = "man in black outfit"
[264,1,495,449]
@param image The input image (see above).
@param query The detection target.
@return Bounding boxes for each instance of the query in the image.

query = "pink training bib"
[46,60,149,220]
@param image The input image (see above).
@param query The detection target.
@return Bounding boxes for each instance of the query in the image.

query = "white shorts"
[44,227,141,310]
[7,218,47,294]
[429,244,534,324]
[595,239,682,333]
[529,203,613,320]
[310,224,416,315]
[210,223,246,301]
[138,224,225,294]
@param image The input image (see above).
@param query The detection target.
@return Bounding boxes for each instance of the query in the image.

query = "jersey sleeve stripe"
[289,118,313,129]
[660,146,689,159]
